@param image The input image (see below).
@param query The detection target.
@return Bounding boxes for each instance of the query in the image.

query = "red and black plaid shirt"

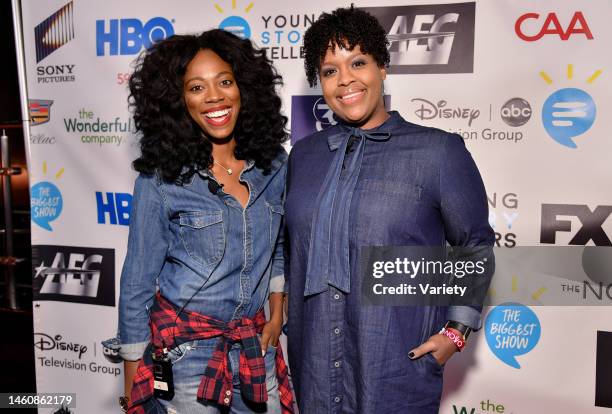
[128,293,294,413]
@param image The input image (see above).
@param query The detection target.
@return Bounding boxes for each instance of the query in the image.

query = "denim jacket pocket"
[178,210,225,267]
[266,202,284,248]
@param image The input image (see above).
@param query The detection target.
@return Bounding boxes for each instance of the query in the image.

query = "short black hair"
[129,29,287,183]
[303,6,390,87]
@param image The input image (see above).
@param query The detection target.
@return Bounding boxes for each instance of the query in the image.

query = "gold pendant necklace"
[213,159,233,175]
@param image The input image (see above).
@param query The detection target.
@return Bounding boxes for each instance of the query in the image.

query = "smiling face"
[183,49,241,140]
[319,44,387,130]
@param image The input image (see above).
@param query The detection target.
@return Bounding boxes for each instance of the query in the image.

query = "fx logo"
[361,2,475,74]
[540,204,612,246]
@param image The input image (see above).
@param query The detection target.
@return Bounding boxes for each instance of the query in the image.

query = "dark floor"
[0,307,37,414]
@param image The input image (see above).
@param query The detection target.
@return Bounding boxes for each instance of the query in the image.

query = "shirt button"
[223,397,230,404]
[333,293,340,300]
[333,327,341,335]
[334,361,341,368]
[334,396,342,403]
[225,390,232,396]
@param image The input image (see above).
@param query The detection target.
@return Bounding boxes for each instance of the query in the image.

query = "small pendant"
[227,168,233,175]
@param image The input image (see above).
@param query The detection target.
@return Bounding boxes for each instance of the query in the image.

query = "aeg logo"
[515,11,593,41]
[540,204,612,246]
[96,17,175,56]
[32,245,115,306]
[361,3,475,74]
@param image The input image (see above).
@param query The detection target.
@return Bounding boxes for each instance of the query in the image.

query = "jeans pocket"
[178,210,225,267]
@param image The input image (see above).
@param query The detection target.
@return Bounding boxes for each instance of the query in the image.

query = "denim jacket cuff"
[446,306,482,330]
[269,274,285,293]
[102,336,149,361]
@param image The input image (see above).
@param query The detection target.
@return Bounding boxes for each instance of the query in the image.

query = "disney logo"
[34,333,88,359]
[411,98,480,127]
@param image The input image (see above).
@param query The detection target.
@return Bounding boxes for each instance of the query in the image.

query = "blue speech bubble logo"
[485,302,541,369]
[219,16,251,39]
[31,181,63,231]
[542,87,596,148]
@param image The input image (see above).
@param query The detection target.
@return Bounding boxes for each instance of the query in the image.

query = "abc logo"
[102,346,123,364]
[501,98,532,127]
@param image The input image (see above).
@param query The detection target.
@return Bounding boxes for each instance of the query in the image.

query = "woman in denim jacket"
[106,30,293,414]
[284,7,494,414]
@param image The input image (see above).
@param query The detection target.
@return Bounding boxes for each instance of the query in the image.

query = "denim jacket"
[115,152,287,360]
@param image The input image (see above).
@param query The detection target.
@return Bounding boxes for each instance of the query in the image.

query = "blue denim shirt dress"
[284,112,494,414]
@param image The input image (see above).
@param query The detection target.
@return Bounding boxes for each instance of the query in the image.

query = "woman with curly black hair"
[284,7,494,414]
[105,29,293,414]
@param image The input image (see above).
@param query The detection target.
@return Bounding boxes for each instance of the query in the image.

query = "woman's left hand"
[260,318,283,355]
[408,333,459,365]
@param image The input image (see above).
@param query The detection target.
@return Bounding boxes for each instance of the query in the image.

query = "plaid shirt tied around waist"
[128,293,294,413]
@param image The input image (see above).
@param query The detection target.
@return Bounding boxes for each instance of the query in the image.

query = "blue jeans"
[157,338,281,414]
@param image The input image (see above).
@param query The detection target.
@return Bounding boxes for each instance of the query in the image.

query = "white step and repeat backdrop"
[20,0,612,413]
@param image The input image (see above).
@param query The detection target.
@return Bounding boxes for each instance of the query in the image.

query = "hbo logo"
[96,17,174,56]
[501,97,532,127]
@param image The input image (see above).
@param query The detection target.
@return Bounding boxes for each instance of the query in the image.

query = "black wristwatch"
[119,396,129,412]
[445,320,472,340]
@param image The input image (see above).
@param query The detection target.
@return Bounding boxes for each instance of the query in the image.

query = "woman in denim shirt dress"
[284,8,494,414]
[106,30,292,414]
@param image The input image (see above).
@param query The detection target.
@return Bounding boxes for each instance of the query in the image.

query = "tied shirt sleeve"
[439,134,495,330]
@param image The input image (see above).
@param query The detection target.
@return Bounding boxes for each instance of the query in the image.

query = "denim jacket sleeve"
[117,173,169,360]
[269,220,285,293]
[440,134,495,330]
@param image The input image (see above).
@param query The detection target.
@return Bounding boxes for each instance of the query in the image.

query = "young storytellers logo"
[540,65,601,148]
[485,303,541,369]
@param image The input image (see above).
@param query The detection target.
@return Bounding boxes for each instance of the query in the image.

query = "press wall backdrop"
[19,0,612,412]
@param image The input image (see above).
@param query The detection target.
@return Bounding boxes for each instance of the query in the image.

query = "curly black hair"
[303,6,390,87]
[129,29,287,183]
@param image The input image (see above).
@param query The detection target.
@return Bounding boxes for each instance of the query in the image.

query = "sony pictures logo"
[32,245,115,307]
[360,2,475,74]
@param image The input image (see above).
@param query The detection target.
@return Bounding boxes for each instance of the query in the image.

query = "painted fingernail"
[408,352,415,359]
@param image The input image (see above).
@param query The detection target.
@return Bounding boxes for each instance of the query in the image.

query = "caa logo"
[96,17,175,56]
[361,3,475,74]
[515,11,593,41]
[32,245,115,307]
[96,192,132,226]
[540,204,612,246]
